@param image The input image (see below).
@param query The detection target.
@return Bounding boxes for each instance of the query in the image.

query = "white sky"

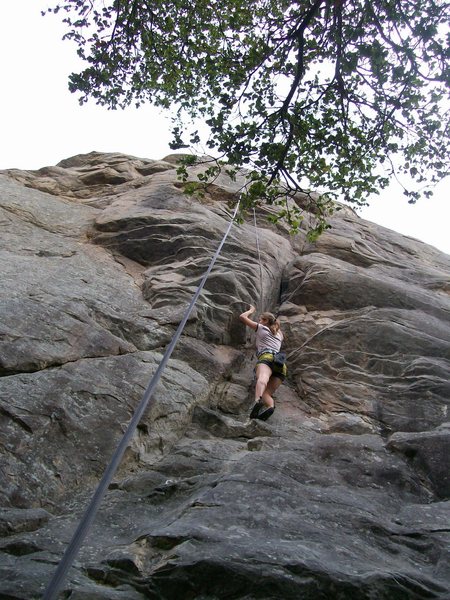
[1,0,449,255]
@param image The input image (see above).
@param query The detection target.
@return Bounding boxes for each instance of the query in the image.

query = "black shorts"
[256,351,287,381]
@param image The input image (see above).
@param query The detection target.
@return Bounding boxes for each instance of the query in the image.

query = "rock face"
[0,152,449,599]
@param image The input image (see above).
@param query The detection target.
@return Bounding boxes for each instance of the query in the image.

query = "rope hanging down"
[42,198,241,600]
[253,207,264,311]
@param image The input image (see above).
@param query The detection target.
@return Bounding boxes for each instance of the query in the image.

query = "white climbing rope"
[253,207,264,312]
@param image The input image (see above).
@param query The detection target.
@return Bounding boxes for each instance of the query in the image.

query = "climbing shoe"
[257,407,275,421]
[249,400,263,419]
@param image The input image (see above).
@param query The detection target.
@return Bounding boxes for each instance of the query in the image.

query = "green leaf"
[48,0,449,238]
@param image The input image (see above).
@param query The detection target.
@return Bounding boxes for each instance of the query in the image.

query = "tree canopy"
[48,0,449,235]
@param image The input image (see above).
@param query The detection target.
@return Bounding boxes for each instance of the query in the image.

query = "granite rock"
[0,153,449,599]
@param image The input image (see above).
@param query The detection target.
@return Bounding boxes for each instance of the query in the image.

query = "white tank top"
[255,324,283,354]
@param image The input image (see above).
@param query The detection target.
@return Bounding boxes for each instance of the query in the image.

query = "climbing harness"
[42,198,241,600]
[257,350,287,368]
[255,350,287,380]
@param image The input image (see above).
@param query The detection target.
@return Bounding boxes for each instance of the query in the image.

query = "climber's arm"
[239,305,258,331]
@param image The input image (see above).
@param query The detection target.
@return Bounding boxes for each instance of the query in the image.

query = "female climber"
[239,305,287,421]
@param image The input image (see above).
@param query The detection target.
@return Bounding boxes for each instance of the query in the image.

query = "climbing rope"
[253,207,264,312]
[42,198,241,600]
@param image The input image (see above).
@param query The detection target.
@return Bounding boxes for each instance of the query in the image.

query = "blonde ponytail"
[260,312,280,336]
